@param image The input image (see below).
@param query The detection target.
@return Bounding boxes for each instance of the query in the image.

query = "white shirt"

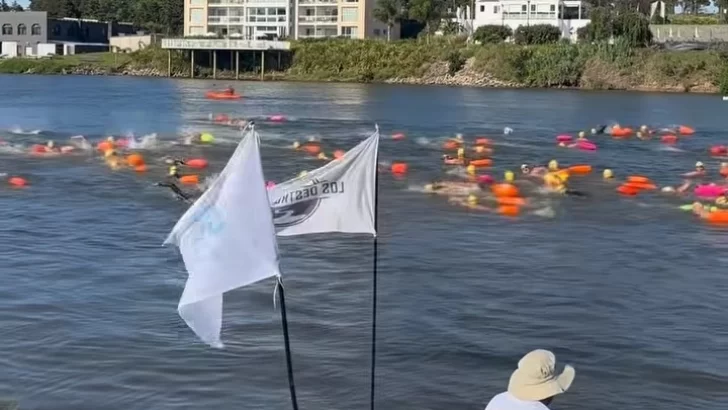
[485,392,550,410]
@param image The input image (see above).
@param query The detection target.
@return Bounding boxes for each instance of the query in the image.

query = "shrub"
[612,12,652,47]
[514,24,562,45]
[473,25,512,44]
[720,65,728,95]
[446,50,465,75]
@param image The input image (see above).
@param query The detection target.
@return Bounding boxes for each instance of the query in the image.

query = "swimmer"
[156,182,192,203]
[682,161,706,178]
[424,180,480,197]
[521,164,548,178]
[591,125,607,135]
[636,125,652,140]
[577,131,586,140]
[457,147,465,160]
[104,150,122,170]
[504,170,515,183]
[224,86,235,95]
[455,134,463,142]
[715,192,728,207]
[543,171,588,197]
[443,155,465,166]
[45,140,58,153]
[473,145,493,155]
[692,202,713,219]
[662,180,692,195]
[448,193,490,211]
[603,169,614,180]
[548,160,559,172]
[292,141,301,150]
[466,164,476,176]
[317,152,330,161]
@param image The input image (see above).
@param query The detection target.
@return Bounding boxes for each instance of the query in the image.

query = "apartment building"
[473,0,589,40]
[184,0,397,40]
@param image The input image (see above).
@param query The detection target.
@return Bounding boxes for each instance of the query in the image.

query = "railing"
[299,0,338,4]
[502,12,557,20]
[298,15,338,23]
[299,32,338,38]
[208,0,246,4]
[208,16,245,24]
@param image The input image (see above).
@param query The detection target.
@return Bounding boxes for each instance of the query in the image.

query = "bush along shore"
[1,33,727,94]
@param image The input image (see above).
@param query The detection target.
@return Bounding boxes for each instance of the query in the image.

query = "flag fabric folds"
[268,129,380,237]
[164,127,280,348]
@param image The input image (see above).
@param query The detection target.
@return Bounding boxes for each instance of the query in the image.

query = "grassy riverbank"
[0,38,725,93]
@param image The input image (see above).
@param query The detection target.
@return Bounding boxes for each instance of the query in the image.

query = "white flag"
[269,129,379,236]
[164,127,280,348]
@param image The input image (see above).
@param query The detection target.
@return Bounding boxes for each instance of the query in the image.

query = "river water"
[0,75,726,410]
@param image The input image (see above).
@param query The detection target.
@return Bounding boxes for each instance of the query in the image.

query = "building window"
[190,0,204,4]
[550,4,555,11]
[17,24,26,35]
[341,26,358,37]
[342,7,358,22]
[493,6,499,13]
[67,25,76,37]
[479,5,484,12]
[374,28,380,36]
[31,24,41,36]
[189,26,204,35]
[53,24,60,36]
[190,9,204,24]
[530,4,535,11]
[2,24,12,35]
[521,5,526,11]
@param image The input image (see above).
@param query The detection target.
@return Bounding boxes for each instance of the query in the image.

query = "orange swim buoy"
[661,135,678,144]
[617,185,638,196]
[186,158,208,169]
[391,162,408,174]
[179,175,199,185]
[469,158,492,168]
[8,176,27,187]
[126,153,145,167]
[624,182,657,191]
[474,138,491,146]
[567,165,592,175]
[491,183,520,198]
[706,210,728,224]
[96,141,114,152]
[678,125,695,135]
[333,150,345,160]
[627,176,651,184]
[392,133,405,141]
[302,144,321,155]
[611,127,632,138]
[134,164,147,173]
[497,196,526,206]
[498,205,520,217]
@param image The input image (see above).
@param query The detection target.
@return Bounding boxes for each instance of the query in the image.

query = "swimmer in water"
[44,140,58,153]
[715,192,728,207]
[317,152,330,161]
[292,141,301,150]
[692,202,716,219]
[521,164,548,178]
[591,125,607,135]
[225,86,235,95]
[682,161,706,178]
[548,160,559,172]
[576,131,587,140]
[457,147,465,160]
[156,182,192,203]
[443,154,465,165]
[424,180,480,197]
[448,193,490,211]
[104,150,122,170]
[603,169,614,180]
[473,145,493,155]
[636,125,652,140]
[543,171,587,197]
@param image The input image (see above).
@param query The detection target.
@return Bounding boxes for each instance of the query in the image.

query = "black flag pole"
[369,125,381,410]
[276,276,299,410]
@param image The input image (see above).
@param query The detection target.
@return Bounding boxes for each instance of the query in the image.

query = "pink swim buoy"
[8,176,27,187]
[476,175,494,184]
[694,184,726,198]
[185,158,208,169]
[269,115,285,122]
[576,140,597,151]
[556,135,572,143]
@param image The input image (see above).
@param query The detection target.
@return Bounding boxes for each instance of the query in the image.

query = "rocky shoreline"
[9,59,719,94]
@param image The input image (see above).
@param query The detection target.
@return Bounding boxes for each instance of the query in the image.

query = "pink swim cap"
[266,181,276,189]
[477,175,494,184]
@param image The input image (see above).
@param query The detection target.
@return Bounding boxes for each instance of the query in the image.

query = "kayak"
[205,91,241,100]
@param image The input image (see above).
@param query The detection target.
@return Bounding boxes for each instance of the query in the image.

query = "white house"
[473,0,590,41]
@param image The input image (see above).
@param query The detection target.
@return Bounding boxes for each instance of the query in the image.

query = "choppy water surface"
[0,75,727,410]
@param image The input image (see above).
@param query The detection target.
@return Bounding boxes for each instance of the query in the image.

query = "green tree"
[0,1,9,12]
[408,0,447,39]
[10,1,23,11]
[373,0,403,41]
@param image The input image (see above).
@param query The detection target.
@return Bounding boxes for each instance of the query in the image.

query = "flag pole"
[369,125,380,410]
[276,275,299,410]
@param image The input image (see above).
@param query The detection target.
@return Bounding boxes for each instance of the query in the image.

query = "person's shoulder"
[484,392,549,410]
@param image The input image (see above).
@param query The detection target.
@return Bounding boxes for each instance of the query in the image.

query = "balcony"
[298,0,338,4]
[502,11,557,20]
[208,16,245,24]
[208,0,246,4]
[298,15,338,23]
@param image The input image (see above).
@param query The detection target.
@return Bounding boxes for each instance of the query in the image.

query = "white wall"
[38,43,57,56]
[2,41,18,57]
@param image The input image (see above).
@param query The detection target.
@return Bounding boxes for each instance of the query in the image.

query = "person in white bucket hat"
[485,350,575,410]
